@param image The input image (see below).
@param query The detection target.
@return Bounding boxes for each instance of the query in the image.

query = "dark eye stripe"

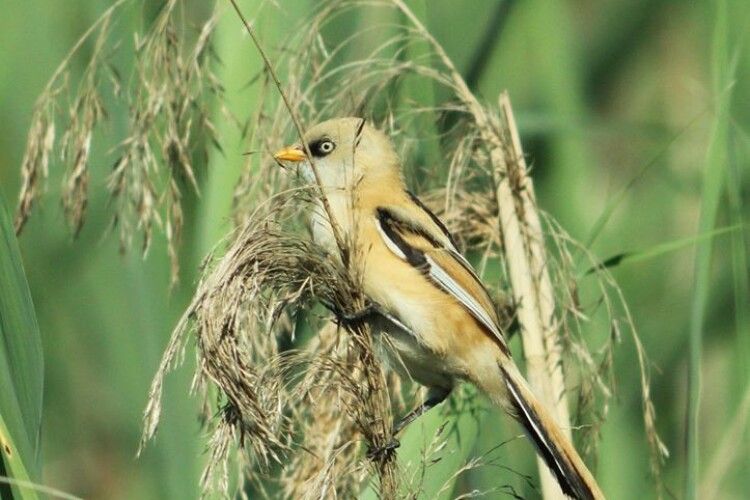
[308,139,336,157]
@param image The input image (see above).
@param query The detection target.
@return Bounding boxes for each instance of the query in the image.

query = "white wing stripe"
[376,220,407,260]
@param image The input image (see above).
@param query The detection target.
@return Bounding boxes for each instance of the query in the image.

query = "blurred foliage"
[0,0,748,498]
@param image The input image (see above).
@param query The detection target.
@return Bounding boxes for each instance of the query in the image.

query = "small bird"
[275,117,604,500]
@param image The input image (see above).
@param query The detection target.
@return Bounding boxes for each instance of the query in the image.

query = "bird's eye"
[310,139,336,157]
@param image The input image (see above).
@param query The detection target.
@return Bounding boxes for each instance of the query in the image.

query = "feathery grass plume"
[544,214,669,469]
[15,0,129,235]
[139,189,402,497]
[280,324,410,499]
[16,0,221,285]
[16,109,55,234]
[58,13,111,236]
[109,1,222,284]
[279,324,366,499]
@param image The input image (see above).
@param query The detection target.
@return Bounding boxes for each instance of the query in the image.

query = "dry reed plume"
[17,0,667,498]
[16,0,222,285]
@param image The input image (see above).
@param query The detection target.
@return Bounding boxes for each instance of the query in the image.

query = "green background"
[0,0,748,498]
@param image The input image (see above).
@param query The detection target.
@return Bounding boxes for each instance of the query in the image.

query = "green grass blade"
[0,191,43,499]
[197,7,257,256]
[685,1,731,498]
[727,116,750,392]
[525,0,593,238]
[199,1,306,253]
[727,105,750,484]
[398,0,442,188]
[586,224,742,275]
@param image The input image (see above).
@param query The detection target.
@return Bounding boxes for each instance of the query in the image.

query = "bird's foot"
[336,303,378,329]
[366,438,400,462]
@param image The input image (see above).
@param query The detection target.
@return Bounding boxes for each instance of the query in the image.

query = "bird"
[274,117,604,500]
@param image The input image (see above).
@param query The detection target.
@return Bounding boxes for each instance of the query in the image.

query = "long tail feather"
[499,364,604,500]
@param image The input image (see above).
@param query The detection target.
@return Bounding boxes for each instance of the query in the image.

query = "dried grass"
[137,189,402,497]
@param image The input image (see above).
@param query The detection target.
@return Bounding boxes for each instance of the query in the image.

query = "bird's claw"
[336,304,377,329]
[366,438,400,462]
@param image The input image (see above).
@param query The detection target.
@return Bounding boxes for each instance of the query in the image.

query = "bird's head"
[274,117,402,195]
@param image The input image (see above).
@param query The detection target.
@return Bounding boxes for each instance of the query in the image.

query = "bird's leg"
[366,388,452,462]
[340,303,378,323]
[366,437,401,463]
[393,386,452,435]
[335,302,380,330]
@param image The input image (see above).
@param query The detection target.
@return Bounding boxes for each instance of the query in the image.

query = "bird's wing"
[375,200,509,354]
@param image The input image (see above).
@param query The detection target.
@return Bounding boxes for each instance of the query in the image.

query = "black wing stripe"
[406,190,460,250]
[354,118,366,149]
[376,208,428,269]
[386,199,497,321]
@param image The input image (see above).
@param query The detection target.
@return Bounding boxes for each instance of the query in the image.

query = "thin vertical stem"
[685,1,730,498]
[226,0,347,260]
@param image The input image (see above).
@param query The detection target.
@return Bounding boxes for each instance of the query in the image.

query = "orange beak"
[273,145,306,163]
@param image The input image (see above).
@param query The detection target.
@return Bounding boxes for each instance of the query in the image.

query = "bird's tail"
[498,363,604,500]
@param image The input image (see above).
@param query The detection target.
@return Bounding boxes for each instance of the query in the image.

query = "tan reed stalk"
[495,94,572,499]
